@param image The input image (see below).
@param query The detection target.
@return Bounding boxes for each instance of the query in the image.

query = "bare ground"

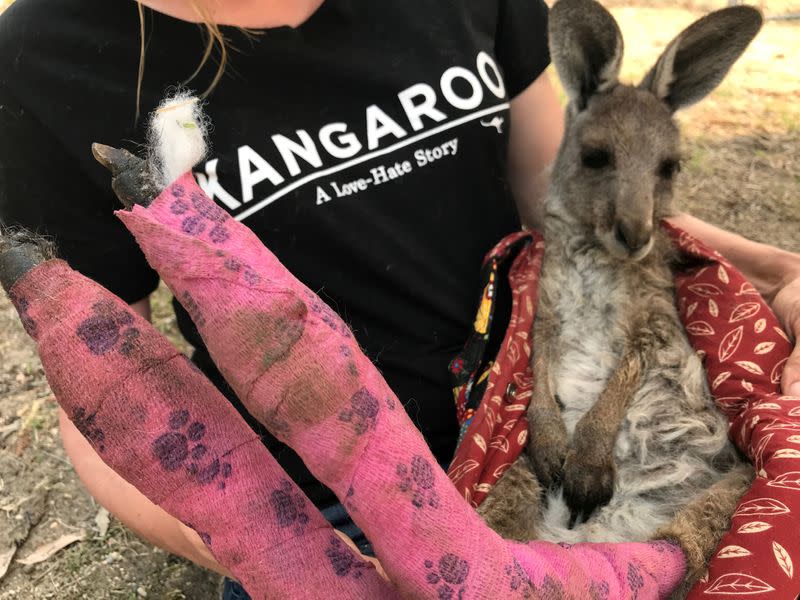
[1,4,798,599]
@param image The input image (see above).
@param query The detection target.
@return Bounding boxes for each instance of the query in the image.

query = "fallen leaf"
[95,508,110,538]
[16,532,85,566]
[0,547,16,582]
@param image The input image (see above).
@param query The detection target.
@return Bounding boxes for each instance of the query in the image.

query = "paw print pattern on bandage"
[504,559,534,598]
[270,479,310,535]
[338,388,380,434]
[325,536,370,579]
[424,554,469,600]
[535,577,567,598]
[214,250,262,287]
[339,345,359,377]
[397,456,439,509]
[308,296,352,338]
[180,291,206,328]
[627,564,644,599]
[589,580,611,600]
[76,300,141,356]
[9,292,37,336]
[151,409,232,489]
[182,521,212,547]
[170,185,230,244]
[71,407,106,452]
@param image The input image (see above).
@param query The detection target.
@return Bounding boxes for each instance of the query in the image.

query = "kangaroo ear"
[548,0,624,111]
[640,6,762,112]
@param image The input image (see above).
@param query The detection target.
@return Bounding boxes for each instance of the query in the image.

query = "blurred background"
[0,0,798,598]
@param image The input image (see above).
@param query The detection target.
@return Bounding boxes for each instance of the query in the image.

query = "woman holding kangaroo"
[1,0,799,598]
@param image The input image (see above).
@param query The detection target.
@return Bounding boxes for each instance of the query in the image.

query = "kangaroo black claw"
[91,143,160,209]
[0,228,56,293]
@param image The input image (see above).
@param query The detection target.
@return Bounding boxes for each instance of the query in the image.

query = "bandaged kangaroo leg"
[95,138,686,598]
[0,232,396,600]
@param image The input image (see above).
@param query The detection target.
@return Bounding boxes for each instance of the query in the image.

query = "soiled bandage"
[116,173,686,599]
[5,259,395,600]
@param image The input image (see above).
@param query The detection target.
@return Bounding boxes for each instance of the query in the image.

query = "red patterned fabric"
[447,230,544,507]
[448,224,800,599]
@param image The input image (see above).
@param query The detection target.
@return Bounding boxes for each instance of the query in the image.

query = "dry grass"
[0,2,798,599]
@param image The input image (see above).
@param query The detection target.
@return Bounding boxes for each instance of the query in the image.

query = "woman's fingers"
[0,231,395,600]
[771,276,800,396]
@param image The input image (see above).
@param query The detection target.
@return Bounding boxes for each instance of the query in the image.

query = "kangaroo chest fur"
[534,232,744,543]
[548,246,627,436]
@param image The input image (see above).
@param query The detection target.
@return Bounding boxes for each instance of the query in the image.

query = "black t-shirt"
[0,0,550,508]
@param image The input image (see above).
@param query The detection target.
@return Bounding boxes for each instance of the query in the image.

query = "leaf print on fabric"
[772,541,793,578]
[688,283,723,297]
[774,327,791,343]
[489,436,510,453]
[763,422,800,432]
[686,301,699,317]
[717,545,752,559]
[448,460,480,485]
[766,472,800,491]
[720,327,744,362]
[687,321,716,336]
[754,318,767,333]
[705,573,774,594]
[773,449,800,459]
[754,342,776,355]
[709,299,720,317]
[713,372,732,390]
[787,435,800,444]
[772,358,789,385]
[729,303,761,323]
[718,265,730,284]
[733,497,790,517]
[736,521,772,534]
[736,281,760,296]
[753,434,774,478]
[736,361,765,376]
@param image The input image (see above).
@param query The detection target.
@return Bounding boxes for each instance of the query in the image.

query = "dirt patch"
[0,3,798,599]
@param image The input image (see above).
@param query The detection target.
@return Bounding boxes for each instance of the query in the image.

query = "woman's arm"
[507,71,564,229]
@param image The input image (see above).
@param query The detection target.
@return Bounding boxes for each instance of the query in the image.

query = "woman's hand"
[771,271,800,396]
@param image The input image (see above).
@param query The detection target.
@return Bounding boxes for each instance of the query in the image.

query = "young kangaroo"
[478,0,762,586]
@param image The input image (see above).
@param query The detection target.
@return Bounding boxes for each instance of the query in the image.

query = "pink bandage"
[7,260,395,600]
[116,174,686,599]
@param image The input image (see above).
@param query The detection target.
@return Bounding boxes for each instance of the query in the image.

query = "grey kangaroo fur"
[478,0,762,591]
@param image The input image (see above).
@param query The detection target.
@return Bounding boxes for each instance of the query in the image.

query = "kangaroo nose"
[614,221,651,253]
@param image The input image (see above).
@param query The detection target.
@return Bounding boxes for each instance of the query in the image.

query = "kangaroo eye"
[581,148,613,170]
[658,159,681,179]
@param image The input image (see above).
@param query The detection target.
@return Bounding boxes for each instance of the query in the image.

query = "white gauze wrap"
[147,92,209,188]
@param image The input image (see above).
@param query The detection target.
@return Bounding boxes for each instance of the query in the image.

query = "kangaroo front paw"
[0,229,56,293]
[526,423,568,491]
[92,143,161,209]
[562,449,615,526]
